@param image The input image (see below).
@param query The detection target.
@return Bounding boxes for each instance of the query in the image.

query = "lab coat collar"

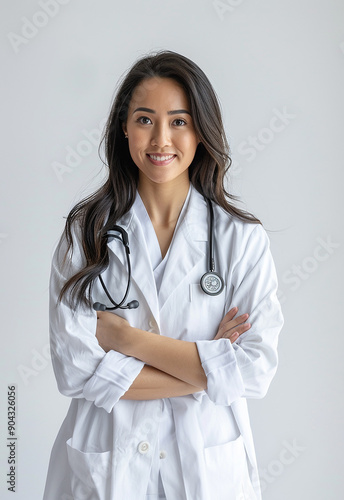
[106,185,208,322]
[158,186,208,310]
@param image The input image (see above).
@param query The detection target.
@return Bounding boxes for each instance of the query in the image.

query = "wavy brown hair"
[59,49,261,310]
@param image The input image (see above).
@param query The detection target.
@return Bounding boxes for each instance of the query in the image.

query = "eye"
[173,118,187,126]
[137,116,152,125]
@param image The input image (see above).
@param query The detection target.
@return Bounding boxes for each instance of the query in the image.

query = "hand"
[213,307,251,343]
[95,311,131,353]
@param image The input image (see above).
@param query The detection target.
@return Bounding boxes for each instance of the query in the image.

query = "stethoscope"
[92,198,224,312]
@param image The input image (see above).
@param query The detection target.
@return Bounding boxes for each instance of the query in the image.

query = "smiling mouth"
[147,154,176,165]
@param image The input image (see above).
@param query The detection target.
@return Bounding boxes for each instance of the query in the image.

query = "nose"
[150,122,172,148]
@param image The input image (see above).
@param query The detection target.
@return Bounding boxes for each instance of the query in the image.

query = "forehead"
[129,77,189,110]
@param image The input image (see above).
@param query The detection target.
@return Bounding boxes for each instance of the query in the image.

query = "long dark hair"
[58,49,261,310]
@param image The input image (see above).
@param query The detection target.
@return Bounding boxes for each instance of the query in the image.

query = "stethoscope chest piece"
[200,197,225,296]
[200,271,224,296]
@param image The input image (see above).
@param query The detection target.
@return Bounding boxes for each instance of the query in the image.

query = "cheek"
[181,134,198,157]
[128,131,147,157]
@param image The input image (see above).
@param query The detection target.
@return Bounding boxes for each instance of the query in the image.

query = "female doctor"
[43,50,283,500]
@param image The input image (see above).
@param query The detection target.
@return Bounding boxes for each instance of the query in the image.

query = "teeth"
[149,154,174,161]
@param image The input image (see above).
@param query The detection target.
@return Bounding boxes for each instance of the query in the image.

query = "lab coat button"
[159,450,167,459]
[138,441,150,454]
[148,319,155,328]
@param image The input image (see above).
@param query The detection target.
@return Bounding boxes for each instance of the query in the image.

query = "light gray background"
[1,0,343,498]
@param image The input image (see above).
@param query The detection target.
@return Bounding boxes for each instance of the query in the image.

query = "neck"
[137,175,190,227]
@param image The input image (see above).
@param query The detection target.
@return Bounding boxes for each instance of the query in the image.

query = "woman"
[43,50,283,500]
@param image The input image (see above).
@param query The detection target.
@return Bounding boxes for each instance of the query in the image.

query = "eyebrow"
[132,107,191,116]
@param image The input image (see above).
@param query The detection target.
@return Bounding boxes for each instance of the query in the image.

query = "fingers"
[214,306,251,341]
[216,313,249,337]
[229,331,239,343]
[213,307,239,339]
[226,312,249,328]
[224,320,251,343]
[218,307,238,327]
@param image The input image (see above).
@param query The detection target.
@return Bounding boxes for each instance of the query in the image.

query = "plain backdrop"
[1,0,343,498]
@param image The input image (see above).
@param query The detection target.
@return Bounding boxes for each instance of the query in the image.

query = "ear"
[122,123,127,136]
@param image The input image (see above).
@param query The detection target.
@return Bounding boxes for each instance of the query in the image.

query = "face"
[122,77,200,186]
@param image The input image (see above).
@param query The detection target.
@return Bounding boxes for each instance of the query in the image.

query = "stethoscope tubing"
[93,197,224,311]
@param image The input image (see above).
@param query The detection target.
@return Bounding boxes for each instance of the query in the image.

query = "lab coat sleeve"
[49,224,144,413]
[195,224,284,406]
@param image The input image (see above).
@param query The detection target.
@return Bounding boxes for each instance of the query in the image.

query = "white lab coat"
[43,185,283,500]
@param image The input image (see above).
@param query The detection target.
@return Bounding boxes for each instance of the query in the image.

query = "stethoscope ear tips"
[127,300,139,309]
[92,300,139,311]
[93,302,107,311]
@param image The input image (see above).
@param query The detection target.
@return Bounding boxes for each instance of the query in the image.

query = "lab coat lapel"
[106,210,160,324]
[159,186,208,311]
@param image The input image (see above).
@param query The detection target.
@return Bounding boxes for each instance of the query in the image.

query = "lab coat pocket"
[187,284,227,340]
[66,438,112,500]
[204,435,256,500]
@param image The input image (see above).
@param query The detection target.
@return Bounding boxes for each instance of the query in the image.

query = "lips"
[147,154,176,166]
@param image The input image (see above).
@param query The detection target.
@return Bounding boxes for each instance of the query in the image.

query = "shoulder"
[188,185,268,249]
[213,206,273,282]
[212,207,277,286]
[215,204,268,246]
[188,186,269,255]
[52,218,85,273]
